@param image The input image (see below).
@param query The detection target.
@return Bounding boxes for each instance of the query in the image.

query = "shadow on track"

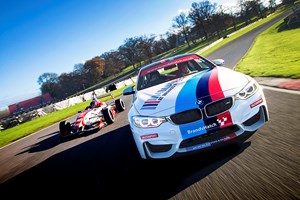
[1,125,251,199]
[16,128,101,155]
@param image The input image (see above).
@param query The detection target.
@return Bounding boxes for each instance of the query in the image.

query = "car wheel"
[115,98,125,112]
[59,120,72,136]
[102,107,115,124]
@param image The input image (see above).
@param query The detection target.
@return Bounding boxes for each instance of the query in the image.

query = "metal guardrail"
[97,92,114,99]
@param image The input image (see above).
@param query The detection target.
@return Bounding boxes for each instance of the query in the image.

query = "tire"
[102,107,115,125]
[115,98,125,112]
[59,120,72,136]
[109,83,117,91]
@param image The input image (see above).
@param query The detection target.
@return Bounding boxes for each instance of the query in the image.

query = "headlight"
[235,80,259,100]
[132,116,167,128]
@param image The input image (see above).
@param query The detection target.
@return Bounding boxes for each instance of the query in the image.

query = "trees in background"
[173,12,191,48]
[38,0,280,100]
[38,57,105,99]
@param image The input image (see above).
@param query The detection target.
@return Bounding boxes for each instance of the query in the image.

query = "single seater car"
[123,53,269,159]
[59,97,125,141]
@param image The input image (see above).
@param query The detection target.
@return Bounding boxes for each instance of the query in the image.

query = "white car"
[123,53,269,159]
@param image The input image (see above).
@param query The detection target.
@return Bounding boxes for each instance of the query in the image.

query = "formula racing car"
[59,97,125,141]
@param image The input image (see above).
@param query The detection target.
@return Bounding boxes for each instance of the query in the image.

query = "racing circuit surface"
[0,10,299,199]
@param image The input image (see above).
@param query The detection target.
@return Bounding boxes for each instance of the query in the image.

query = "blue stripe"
[175,71,208,113]
[196,69,220,131]
[142,103,159,107]
[175,71,208,140]
[196,70,213,110]
[141,106,157,110]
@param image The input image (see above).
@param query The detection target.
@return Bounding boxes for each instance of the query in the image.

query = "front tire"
[115,98,125,112]
[102,107,115,124]
[59,120,72,137]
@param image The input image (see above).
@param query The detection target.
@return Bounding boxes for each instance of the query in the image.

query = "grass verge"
[0,84,133,148]
[235,17,300,78]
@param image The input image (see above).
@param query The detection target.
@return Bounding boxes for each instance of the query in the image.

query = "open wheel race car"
[59,98,125,141]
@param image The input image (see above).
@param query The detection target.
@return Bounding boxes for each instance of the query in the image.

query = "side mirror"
[212,59,225,66]
[123,85,135,95]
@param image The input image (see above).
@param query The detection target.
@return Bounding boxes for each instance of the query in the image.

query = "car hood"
[133,67,249,116]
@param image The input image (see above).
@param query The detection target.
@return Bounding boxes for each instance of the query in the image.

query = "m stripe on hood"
[196,69,216,125]
[208,68,233,129]
[175,71,208,140]
[178,68,233,140]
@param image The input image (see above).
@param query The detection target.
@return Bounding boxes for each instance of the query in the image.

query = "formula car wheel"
[115,98,125,112]
[59,120,72,136]
[102,107,115,125]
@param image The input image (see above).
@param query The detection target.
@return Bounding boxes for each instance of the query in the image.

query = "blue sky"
[0,0,233,110]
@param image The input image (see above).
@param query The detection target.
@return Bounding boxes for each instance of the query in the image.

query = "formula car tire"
[102,107,115,125]
[59,120,72,136]
[115,98,125,112]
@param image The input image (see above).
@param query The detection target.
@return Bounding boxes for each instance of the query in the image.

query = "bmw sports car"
[123,53,269,159]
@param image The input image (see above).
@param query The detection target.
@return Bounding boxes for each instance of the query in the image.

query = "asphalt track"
[0,10,299,199]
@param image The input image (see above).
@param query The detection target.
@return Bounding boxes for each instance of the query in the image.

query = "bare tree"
[37,72,58,86]
[224,4,238,31]
[165,31,178,49]
[207,3,222,38]
[73,63,84,72]
[38,72,60,98]
[189,2,208,40]
[118,37,140,68]
[172,12,191,48]
[269,0,277,12]
[136,34,156,64]
[40,81,60,100]
[152,35,169,55]
[238,0,250,25]
[82,57,105,86]
[100,50,125,77]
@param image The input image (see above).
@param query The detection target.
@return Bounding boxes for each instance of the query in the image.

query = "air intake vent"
[170,109,202,125]
[205,97,233,117]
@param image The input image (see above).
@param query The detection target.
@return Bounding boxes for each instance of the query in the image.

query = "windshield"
[136,55,215,90]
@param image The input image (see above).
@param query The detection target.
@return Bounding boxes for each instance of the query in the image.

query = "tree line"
[37,0,291,101]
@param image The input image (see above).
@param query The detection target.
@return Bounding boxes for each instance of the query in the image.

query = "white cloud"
[177,9,190,15]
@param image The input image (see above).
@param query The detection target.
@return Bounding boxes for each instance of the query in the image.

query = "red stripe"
[250,98,263,108]
[208,68,234,128]
[145,100,160,104]
[223,133,237,141]
[208,68,224,101]
[80,111,89,126]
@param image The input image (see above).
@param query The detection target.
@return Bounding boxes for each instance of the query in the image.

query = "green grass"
[235,19,300,78]
[0,104,88,147]
[201,10,287,57]
[0,84,133,148]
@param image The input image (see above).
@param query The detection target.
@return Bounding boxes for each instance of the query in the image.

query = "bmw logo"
[196,99,203,106]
